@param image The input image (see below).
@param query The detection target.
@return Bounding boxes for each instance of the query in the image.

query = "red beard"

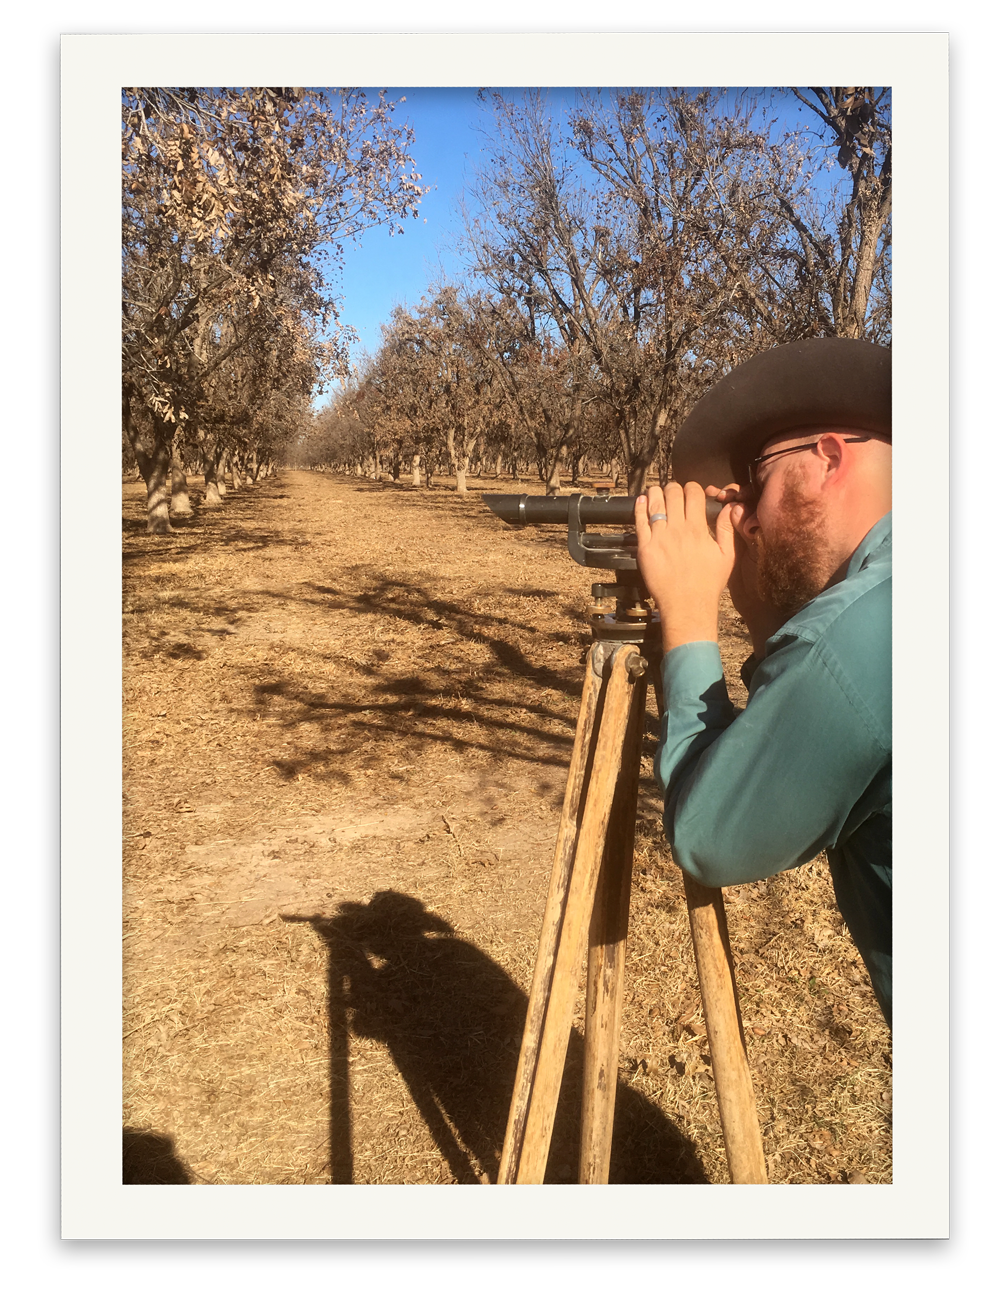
[754,472,836,616]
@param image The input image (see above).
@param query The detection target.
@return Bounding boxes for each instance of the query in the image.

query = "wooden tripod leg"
[514,646,640,1184]
[578,674,647,1183]
[497,644,607,1184]
[683,874,768,1184]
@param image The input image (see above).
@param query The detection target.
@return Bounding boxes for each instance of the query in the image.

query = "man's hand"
[709,483,787,656]
[635,482,736,653]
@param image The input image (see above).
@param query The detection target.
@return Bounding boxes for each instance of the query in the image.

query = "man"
[634,338,892,1025]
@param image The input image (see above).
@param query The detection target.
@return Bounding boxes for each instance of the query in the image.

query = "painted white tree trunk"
[169,441,193,517]
[203,443,223,506]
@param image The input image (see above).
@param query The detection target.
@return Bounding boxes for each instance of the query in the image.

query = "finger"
[707,483,746,504]
[682,480,707,522]
[634,493,651,545]
[645,484,666,519]
[663,479,685,522]
[714,501,736,568]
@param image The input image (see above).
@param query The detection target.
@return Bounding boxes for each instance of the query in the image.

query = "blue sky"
[334,87,484,364]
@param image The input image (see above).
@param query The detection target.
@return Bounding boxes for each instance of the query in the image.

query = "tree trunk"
[141,437,173,534]
[545,440,568,496]
[169,440,193,517]
[230,455,243,492]
[643,397,679,488]
[203,439,224,507]
[845,192,891,339]
[122,389,173,534]
[217,450,229,496]
[495,453,503,479]
[448,427,477,495]
[463,437,479,494]
[411,454,422,487]
[627,462,649,496]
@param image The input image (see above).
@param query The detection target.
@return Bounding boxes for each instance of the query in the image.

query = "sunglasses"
[748,435,874,498]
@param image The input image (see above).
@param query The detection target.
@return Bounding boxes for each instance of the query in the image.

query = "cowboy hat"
[670,337,891,488]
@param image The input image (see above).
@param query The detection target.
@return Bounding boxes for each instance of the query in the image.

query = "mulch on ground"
[122,469,891,1186]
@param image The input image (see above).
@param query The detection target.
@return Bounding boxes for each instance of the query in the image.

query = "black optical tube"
[482,493,723,527]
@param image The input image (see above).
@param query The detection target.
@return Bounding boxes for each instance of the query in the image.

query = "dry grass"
[122,468,890,1186]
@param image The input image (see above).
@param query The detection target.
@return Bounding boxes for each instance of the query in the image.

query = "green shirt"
[655,514,892,1024]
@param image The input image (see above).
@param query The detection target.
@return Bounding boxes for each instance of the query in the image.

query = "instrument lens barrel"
[482,493,722,526]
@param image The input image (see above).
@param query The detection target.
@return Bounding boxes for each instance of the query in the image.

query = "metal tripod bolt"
[626,653,648,681]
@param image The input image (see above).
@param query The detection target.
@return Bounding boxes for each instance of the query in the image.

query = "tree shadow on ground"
[298,571,585,658]
[123,518,311,560]
[286,890,706,1185]
[240,569,595,784]
[241,560,665,786]
[122,479,306,558]
[122,1127,192,1184]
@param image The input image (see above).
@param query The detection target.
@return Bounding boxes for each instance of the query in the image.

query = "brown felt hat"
[670,338,892,488]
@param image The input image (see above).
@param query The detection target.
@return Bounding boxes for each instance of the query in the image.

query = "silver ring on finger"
[649,512,667,523]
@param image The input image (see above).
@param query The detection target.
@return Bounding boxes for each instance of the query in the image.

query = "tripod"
[496,571,767,1185]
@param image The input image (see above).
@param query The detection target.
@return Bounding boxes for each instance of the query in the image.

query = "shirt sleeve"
[655,633,889,888]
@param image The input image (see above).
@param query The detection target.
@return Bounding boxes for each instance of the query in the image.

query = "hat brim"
[670,338,892,489]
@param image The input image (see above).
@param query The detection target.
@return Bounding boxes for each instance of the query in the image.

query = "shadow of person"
[292,890,706,1185]
[122,1127,191,1184]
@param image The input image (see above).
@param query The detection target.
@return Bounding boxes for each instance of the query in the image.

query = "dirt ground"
[122,468,891,1187]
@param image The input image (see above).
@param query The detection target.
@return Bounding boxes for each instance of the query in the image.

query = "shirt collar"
[846,511,892,579]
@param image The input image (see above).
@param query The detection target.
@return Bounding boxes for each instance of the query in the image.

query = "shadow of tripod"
[288,890,707,1184]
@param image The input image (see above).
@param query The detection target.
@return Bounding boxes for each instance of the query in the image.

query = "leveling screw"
[626,654,648,681]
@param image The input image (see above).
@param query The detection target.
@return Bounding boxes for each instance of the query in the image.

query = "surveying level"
[483,492,722,571]
[483,490,766,1185]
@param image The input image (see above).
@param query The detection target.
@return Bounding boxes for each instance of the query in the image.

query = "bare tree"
[468,89,775,491]
[466,88,891,486]
[782,87,892,341]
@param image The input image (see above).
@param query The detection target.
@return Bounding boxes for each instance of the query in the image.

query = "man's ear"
[815,432,846,481]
